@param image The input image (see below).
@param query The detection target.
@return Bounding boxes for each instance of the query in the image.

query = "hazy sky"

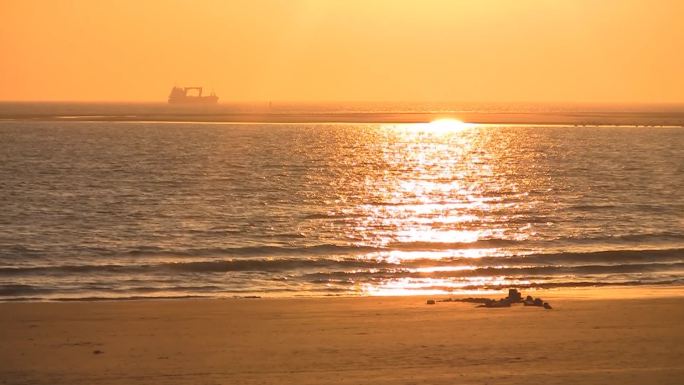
[1,0,683,103]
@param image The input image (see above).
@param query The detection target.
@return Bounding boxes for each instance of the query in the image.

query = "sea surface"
[1,106,684,300]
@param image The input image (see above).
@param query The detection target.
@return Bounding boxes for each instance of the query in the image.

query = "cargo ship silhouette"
[168,86,218,104]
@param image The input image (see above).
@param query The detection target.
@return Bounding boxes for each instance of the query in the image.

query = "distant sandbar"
[3,111,684,127]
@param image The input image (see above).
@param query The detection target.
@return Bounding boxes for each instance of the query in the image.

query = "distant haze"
[1,0,683,103]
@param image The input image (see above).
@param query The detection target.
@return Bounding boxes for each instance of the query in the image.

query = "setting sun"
[427,118,475,132]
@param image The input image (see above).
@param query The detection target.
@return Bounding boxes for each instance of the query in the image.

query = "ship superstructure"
[168,86,218,104]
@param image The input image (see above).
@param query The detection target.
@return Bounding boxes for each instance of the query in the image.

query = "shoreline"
[1,286,683,385]
[2,284,683,303]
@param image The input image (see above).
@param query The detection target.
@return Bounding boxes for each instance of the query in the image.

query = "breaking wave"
[1,248,682,277]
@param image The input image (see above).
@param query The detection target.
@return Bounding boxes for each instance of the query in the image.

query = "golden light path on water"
[357,119,532,295]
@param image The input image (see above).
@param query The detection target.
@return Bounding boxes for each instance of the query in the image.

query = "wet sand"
[1,287,683,385]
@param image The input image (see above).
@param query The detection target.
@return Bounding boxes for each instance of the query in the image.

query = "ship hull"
[168,96,218,104]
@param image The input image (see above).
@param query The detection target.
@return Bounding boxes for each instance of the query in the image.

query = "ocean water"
[1,118,683,300]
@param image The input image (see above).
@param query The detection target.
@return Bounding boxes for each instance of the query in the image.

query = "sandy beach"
[1,287,683,385]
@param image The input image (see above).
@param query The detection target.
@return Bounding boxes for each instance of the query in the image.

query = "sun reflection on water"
[355,121,531,295]
[361,249,504,264]
[361,276,533,296]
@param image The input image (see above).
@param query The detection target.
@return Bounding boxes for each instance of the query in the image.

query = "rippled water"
[1,120,683,300]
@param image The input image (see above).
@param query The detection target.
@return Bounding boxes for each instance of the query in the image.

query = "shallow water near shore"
[1,118,683,300]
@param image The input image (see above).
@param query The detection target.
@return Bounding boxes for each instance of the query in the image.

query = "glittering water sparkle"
[1,121,683,300]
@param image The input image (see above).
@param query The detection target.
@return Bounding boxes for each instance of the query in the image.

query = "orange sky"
[1,0,683,103]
